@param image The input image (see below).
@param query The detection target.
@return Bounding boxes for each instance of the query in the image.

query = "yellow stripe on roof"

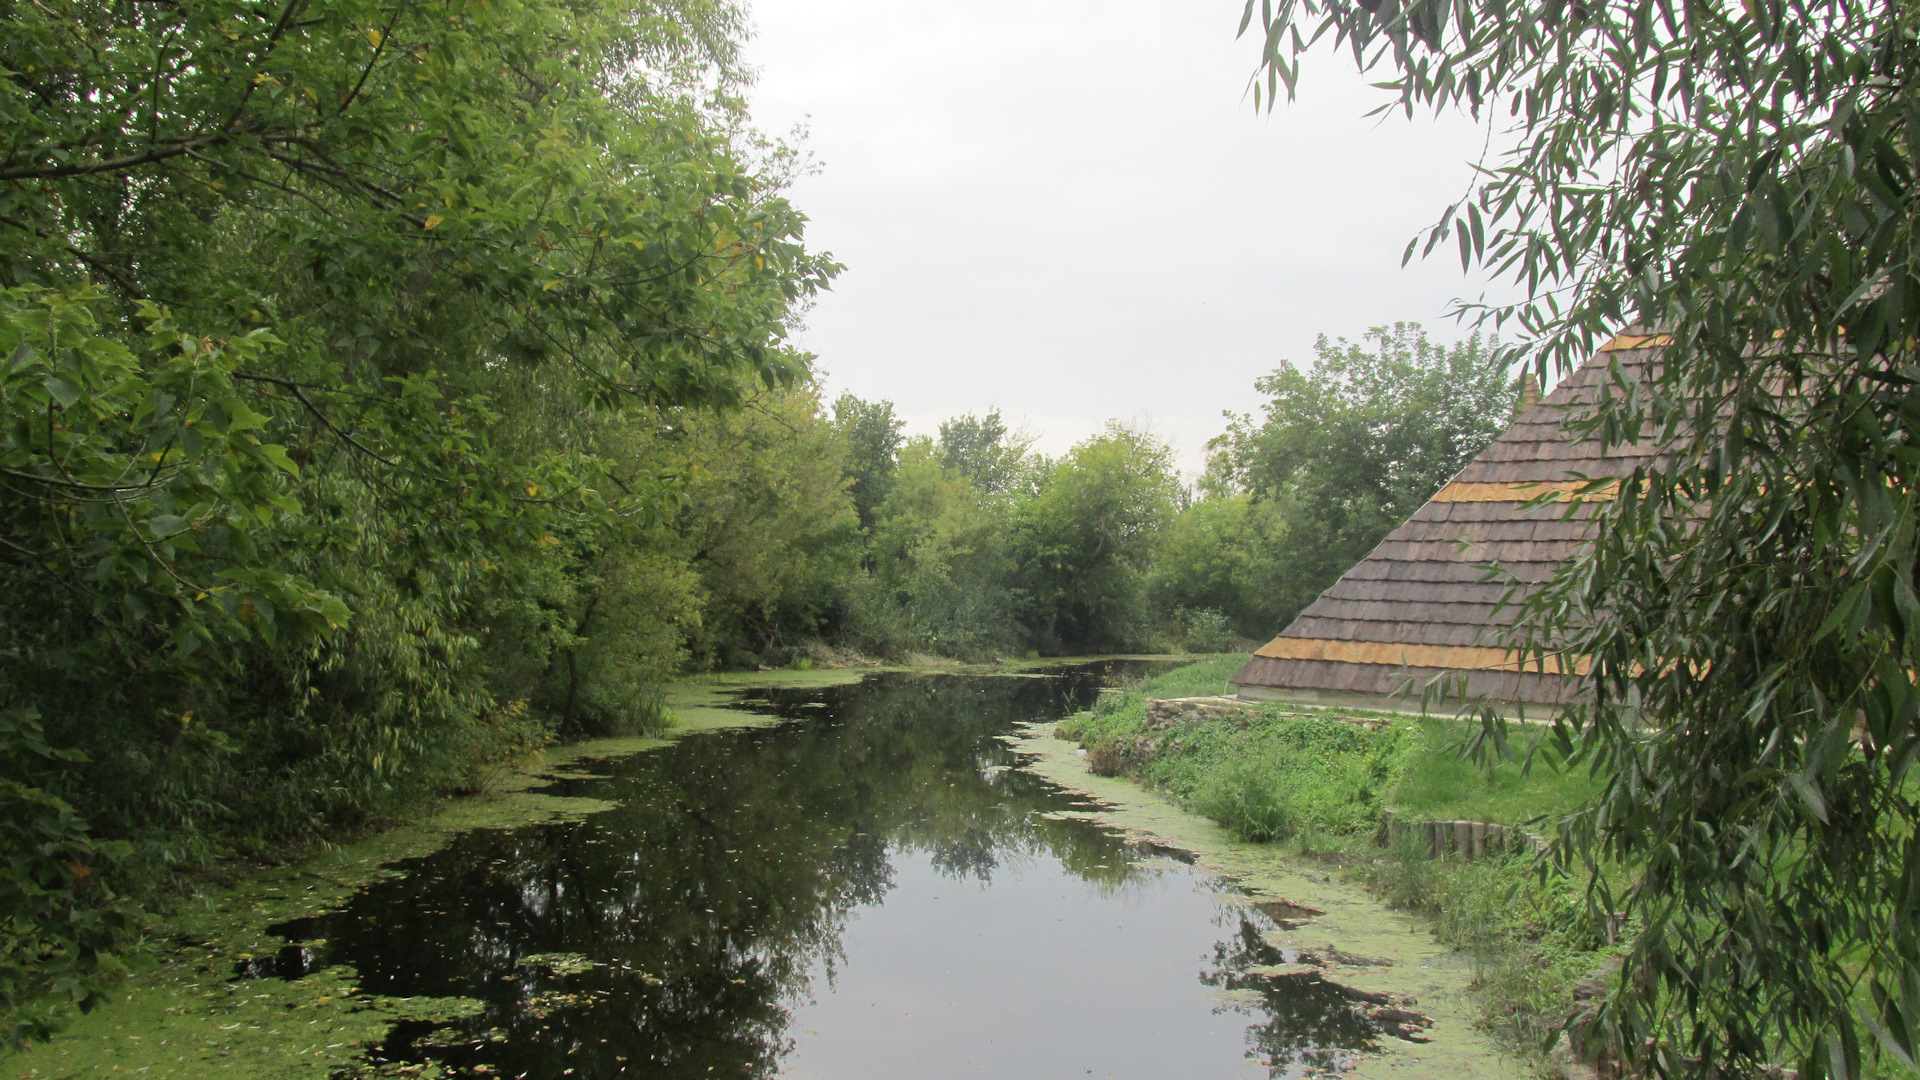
[1251,637,1590,675]
[1431,480,1619,503]
[1599,333,1672,351]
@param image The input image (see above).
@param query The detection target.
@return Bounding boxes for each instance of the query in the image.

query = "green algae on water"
[1008,719,1529,1080]
[0,677,825,1080]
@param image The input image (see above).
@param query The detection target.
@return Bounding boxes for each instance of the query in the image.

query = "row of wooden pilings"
[1379,810,1547,860]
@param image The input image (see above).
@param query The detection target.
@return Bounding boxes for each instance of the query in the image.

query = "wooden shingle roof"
[1230,331,1666,711]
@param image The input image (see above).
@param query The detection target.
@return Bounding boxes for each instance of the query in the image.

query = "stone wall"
[1142,696,1392,732]
[1141,696,1257,731]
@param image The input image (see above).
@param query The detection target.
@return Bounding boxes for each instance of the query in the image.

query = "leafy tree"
[0,0,833,1036]
[1209,324,1515,627]
[937,409,1033,495]
[672,384,863,669]
[1243,0,1920,1072]
[868,438,1017,659]
[1012,423,1180,651]
[831,393,904,530]
[1146,495,1289,640]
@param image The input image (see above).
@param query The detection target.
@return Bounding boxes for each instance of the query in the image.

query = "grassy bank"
[1054,654,1622,1062]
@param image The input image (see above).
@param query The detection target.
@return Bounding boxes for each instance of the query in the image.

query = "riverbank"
[1046,655,1622,1076]
[0,674,863,1080]
[1008,724,1527,1080]
[5,657,1573,1080]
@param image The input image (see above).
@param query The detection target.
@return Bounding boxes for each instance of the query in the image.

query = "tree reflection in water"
[1202,915,1383,1074]
[265,664,1385,1079]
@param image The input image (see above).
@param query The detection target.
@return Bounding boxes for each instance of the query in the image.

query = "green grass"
[1056,654,1601,837]
[1357,841,1618,1051]
[1052,653,1625,1067]
[1128,652,1251,698]
[1390,719,1609,826]
[1149,712,1402,841]
[1054,653,1246,749]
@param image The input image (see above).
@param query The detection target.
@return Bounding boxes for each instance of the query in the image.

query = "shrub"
[0,710,142,1048]
[1147,713,1404,842]
[1189,757,1300,841]
[1085,744,1124,777]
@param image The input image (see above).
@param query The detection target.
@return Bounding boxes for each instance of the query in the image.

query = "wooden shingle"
[1231,337,1660,711]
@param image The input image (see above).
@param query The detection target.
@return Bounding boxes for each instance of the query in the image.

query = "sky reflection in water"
[267,663,1383,1079]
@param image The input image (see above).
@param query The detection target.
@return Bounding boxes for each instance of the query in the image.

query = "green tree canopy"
[937,409,1032,495]
[867,438,1017,659]
[1145,494,1288,640]
[1208,323,1515,627]
[831,393,904,530]
[1012,423,1180,651]
[0,0,834,1038]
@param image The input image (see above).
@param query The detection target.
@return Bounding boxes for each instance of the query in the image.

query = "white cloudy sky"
[742,0,1517,472]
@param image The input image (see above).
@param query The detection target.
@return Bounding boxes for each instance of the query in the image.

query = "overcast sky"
[742,0,1517,473]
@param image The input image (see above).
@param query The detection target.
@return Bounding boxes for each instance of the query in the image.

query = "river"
[237,661,1395,1079]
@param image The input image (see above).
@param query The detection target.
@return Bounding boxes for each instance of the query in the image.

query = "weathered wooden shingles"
[1231,340,1663,707]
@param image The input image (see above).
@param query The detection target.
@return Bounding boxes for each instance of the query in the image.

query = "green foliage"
[1156,607,1240,654]
[854,415,1206,659]
[1242,0,1920,1070]
[1390,721,1607,826]
[1054,653,1253,745]
[937,409,1032,495]
[1057,657,1407,842]
[835,416,1189,660]
[801,324,1518,662]
[1146,495,1288,639]
[867,439,1018,659]
[831,393,904,530]
[0,286,347,654]
[1012,422,1180,652]
[1057,658,1598,841]
[1356,841,1618,1057]
[0,710,141,1048]
[1207,324,1516,628]
[672,385,863,669]
[0,0,846,1040]
[1153,715,1404,843]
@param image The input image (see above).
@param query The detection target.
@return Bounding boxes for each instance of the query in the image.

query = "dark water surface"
[266,663,1386,1079]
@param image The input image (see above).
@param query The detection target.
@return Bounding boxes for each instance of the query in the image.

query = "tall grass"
[1355,835,1625,1053]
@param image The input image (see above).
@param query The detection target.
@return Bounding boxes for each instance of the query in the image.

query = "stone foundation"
[1142,696,1257,731]
[1142,696,1391,732]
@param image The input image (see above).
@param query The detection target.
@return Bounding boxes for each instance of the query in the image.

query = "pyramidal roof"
[1229,330,1667,712]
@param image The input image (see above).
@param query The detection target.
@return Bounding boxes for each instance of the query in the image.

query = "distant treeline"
[0,0,1515,1043]
[819,320,1517,665]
